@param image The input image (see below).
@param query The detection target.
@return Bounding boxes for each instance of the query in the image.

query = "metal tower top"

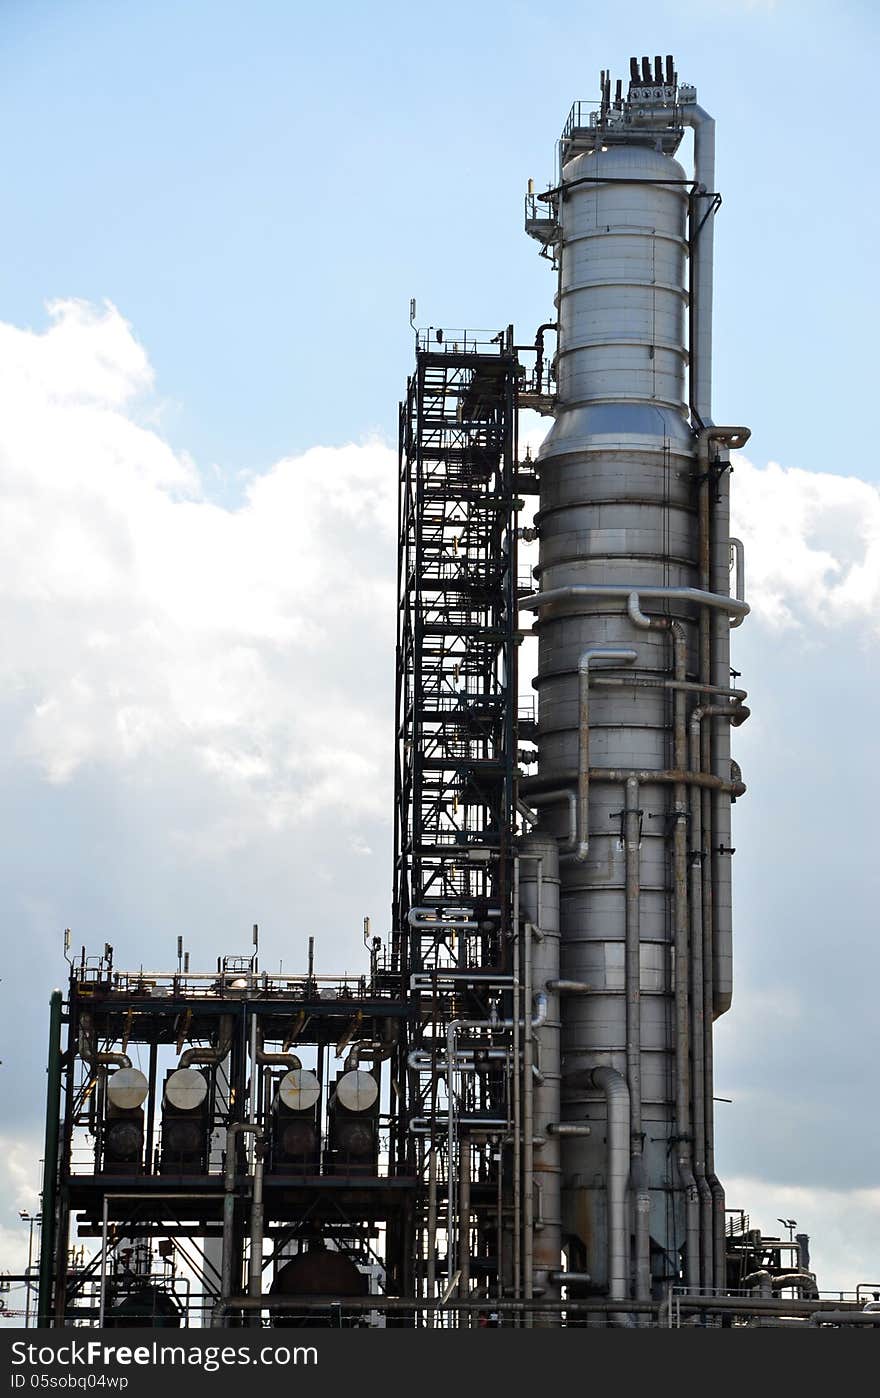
[558,54,698,171]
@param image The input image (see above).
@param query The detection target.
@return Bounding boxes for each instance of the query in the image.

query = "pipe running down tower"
[521,56,750,1301]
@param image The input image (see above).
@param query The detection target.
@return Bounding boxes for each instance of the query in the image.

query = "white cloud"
[731,456,880,632]
[0,1133,43,1326]
[0,300,397,844]
[723,1176,880,1296]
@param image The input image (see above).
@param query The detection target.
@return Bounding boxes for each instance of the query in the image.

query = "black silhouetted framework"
[393,332,520,978]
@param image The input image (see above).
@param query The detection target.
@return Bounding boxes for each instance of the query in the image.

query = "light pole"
[19,1211,42,1327]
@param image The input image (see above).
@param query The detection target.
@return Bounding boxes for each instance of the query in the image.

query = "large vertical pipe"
[426,1146,437,1325]
[458,1136,471,1321]
[626,606,698,1288]
[511,857,522,1303]
[691,702,748,1291]
[218,1121,262,1322]
[522,907,535,1323]
[687,730,713,1287]
[144,1038,158,1175]
[588,1067,630,1304]
[623,777,651,1304]
[682,103,716,427]
[248,1136,265,1320]
[37,990,63,1329]
[519,836,561,1325]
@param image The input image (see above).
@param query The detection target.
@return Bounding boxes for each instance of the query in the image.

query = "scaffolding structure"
[392,329,524,1318]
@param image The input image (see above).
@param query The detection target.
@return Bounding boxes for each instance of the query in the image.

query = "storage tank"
[160,1068,209,1174]
[103,1068,149,1173]
[328,1070,379,1174]
[523,59,749,1301]
[270,1245,368,1328]
[269,1068,321,1172]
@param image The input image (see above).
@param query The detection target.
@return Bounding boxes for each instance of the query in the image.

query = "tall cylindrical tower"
[522,59,749,1301]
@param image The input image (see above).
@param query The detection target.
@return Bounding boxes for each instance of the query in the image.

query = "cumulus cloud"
[0,1132,43,1325]
[0,299,397,839]
[731,457,880,632]
[723,1176,880,1295]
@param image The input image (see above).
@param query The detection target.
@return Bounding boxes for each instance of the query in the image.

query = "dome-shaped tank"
[270,1247,367,1328]
[105,1286,182,1327]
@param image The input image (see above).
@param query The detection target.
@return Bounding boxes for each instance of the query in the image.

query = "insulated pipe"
[512,857,522,1304]
[407,1049,509,1072]
[588,1067,630,1306]
[179,1014,234,1069]
[729,537,746,627]
[407,908,481,929]
[525,767,746,798]
[591,675,747,702]
[519,838,561,1326]
[211,1292,860,1321]
[623,775,651,1305]
[523,913,535,1323]
[78,1013,131,1070]
[218,1121,262,1318]
[253,1026,301,1072]
[573,649,638,861]
[248,1136,265,1316]
[426,1148,438,1325]
[344,1021,398,1071]
[690,701,748,1290]
[458,1137,472,1319]
[681,101,715,426]
[445,1006,539,1294]
[521,583,749,621]
[616,595,689,1305]
[37,990,63,1329]
[686,707,712,1288]
[699,427,750,1026]
[671,630,701,1288]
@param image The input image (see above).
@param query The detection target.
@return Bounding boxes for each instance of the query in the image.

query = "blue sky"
[0,0,878,1306]
[1,0,878,485]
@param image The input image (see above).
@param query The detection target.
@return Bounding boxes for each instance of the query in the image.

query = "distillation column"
[522,60,749,1303]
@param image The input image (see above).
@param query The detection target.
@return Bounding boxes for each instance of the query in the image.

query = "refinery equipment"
[31,56,869,1329]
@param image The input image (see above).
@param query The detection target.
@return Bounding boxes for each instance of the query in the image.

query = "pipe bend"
[575,648,637,862]
[588,1066,630,1304]
[78,1013,131,1070]
[178,1013,233,1069]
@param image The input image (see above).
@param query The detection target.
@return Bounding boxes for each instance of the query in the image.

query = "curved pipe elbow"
[531,992,548,1029]
[78,1015,131,1071]
[627,591,652,629]
[179,1014,234,1069]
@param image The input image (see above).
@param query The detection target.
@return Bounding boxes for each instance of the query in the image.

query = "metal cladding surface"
[106,1067,149,1110]
[164,1067,208,1111]
[277,1068,321,1112]
[526,73,747,1299]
